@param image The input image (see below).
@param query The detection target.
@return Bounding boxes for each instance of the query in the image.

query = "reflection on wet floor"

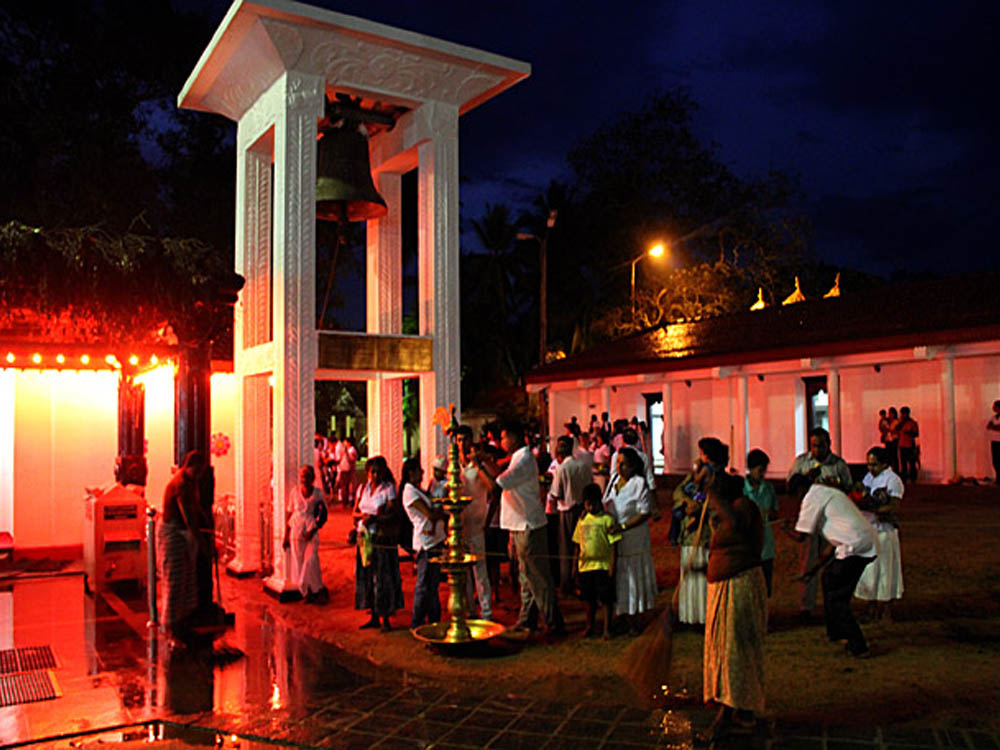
[1,574,681,749]
[0,574,367,746]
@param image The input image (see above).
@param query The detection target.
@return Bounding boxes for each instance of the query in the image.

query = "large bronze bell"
[316,124,387,222]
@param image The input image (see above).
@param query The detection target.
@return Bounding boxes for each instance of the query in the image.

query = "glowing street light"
[631,242,667,319]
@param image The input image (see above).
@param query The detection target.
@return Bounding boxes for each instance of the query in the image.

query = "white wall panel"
[954,355,1000,479]
[747,374,798,477]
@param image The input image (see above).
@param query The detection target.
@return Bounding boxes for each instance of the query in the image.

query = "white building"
[527,274,1000,482]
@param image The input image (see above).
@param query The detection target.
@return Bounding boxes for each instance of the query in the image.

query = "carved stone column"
[417,103,461,474]
[264,71,324,599]
[230,100,274,577]
[366,173,404,479]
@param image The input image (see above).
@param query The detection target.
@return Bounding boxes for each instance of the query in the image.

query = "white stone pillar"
[941,356,957,481]
[829,368,842,457]
[793,377,807,457]
[264,71,324,598]
[661,381,673,473]
[601,387,611,421]
[366,173,404,480]
[230,116,274,575]
[547,390,559,453]
[727,378,737,470]
[417,103,461,475]
[738,374,750,471]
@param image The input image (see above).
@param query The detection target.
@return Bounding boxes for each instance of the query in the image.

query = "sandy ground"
[217,480,1000,726]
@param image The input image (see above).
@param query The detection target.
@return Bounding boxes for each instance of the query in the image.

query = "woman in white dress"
[283,465,328,603]
[353,456,404,631]
[603,447,658,634]
[854,446,904,621]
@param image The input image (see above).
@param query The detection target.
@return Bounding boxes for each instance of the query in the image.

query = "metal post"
[146,507,158,626]
[539,237,548,365]
[630,257,638,319]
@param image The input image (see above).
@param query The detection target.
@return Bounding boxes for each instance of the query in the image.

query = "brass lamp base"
[411,618,507,648]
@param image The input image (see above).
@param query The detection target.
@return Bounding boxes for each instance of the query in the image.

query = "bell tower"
[178,0,529,596]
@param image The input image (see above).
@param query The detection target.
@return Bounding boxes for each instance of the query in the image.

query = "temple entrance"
[803,375,829,438]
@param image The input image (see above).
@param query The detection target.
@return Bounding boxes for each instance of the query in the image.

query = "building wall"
[541,350,1000,482]
[840,360,942,472]
[747,373,799,475]
[955,355,1000,479]
[12,370,118,550]
[1,367,237,552]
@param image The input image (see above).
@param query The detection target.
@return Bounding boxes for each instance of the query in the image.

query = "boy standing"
[573,483,622,639]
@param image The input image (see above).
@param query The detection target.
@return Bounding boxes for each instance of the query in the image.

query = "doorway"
[644,392,664,472]
[803,376,829,439]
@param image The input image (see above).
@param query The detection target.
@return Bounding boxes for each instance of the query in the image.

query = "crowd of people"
[153,395,1000,740]
[258,408,966,740]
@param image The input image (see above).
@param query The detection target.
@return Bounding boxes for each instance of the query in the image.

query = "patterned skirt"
[704,566,767,714]
[157,520,198,630]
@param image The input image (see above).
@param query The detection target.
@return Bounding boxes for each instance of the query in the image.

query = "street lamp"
[631,242,666,318]
[517,208,558,366]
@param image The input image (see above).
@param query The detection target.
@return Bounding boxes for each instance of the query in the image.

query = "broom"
[622,496,711,703]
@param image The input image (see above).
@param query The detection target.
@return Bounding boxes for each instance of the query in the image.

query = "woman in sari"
[703,471,766,739]
[353,456,404,631]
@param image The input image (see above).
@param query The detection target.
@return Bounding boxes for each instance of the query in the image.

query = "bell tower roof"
[178,0,531,121]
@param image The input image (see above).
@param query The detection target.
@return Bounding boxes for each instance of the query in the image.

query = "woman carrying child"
[854,446,904,622]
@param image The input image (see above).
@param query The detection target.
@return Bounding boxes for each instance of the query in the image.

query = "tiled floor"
[3,574,998,750]
[0,574,678,748]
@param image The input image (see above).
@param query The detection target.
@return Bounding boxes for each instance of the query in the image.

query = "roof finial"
[782,276,806,305]
[749,287,766,311]
[823,272,841,298]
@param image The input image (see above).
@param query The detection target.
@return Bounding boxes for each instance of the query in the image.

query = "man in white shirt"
[787,427,853,618]
[478,421,565,636]
[548,435,593,596]
[783,474,878,658]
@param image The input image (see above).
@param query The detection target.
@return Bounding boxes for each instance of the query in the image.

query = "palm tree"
[465,203,524,391]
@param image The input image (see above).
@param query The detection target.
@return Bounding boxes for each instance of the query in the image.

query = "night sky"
[185,0,999,277]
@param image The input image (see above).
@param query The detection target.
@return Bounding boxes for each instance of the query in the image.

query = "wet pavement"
[3,569,998,750]
[0,573,684,749]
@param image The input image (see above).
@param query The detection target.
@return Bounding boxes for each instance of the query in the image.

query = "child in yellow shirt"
[573,483,623,639]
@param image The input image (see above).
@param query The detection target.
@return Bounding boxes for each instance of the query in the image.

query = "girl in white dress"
[854,446,904,621]
[603,447,658,633]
